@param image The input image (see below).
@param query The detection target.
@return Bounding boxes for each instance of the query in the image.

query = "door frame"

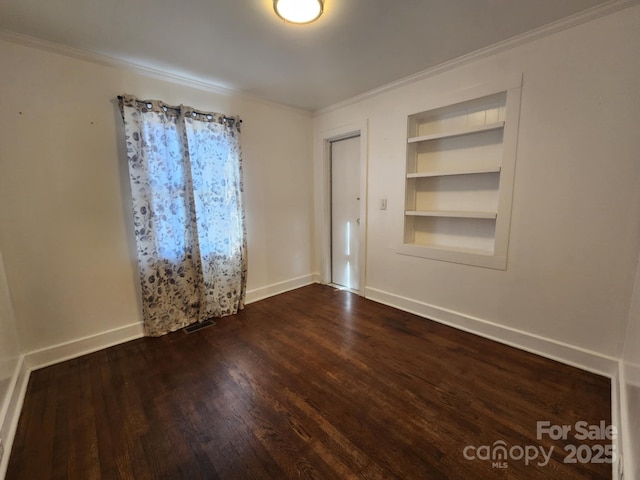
[314,120,368,294]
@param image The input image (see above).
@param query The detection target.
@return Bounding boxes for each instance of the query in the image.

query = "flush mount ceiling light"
[273,0,324,24]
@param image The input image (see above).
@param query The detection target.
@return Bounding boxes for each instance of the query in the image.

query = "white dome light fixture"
[273,0,324,24]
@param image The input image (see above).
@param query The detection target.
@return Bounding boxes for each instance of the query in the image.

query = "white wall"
[313,6,640,359]
[0,38,314,353]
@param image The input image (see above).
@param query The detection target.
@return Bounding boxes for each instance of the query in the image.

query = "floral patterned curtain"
[118,94,247,336]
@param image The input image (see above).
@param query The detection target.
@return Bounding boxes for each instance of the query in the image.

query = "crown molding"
[0,28,311,117]
[314,0,640,116]
[1,0,637,117]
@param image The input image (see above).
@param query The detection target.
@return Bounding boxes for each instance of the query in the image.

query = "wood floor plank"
[6,284,612,479]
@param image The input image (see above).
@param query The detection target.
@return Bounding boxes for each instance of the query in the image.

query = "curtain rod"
[116,95,242,124]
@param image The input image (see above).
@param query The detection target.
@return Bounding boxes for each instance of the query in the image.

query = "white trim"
[365,285,625,476]
[620,361,640,480]
[398,75,523,270]
[0,1,636,118]
[0,358,21,442]
[364,286,618,377]
[0,360,17,391]
[0,322,144,479]
[0,29,310,118]
[25,323,144,371]
[314,0,640,116]
[397,244,507,270]
[314,121,369,294]
[611,366,623,480]
[0,277,324,478]
[245,275,316,304]
[0,356,29,480]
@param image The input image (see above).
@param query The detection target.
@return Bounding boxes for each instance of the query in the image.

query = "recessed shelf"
[401,80,521,269]
[407,166,501,178]
[407,122,505,144]
[405,210,497,219]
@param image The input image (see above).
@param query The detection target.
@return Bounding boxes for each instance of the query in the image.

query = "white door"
[331,136,361,291]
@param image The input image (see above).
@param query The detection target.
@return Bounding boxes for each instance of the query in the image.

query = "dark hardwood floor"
[7,284,612,479]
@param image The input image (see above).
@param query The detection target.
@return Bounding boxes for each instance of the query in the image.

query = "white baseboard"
[0,356,29,480]
[245,274,316,304]
[25,322,144,371]
[365,287,624,477]
[0,322,144,480]
[0,274,323,478]
[0,275,320,477]
[365,287,618,377]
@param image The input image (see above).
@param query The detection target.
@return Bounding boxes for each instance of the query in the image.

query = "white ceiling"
[0,0,611,111]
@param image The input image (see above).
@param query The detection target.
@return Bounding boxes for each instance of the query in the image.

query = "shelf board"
[402,242,495,256]
[407,166,501,178]
[397,243,507,270]
[405,210,497,219]
[408,122,505,143]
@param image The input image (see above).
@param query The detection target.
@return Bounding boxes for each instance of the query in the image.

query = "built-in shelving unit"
[399,77,522,269]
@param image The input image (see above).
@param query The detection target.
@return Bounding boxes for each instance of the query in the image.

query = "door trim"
[314,120,368,295]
